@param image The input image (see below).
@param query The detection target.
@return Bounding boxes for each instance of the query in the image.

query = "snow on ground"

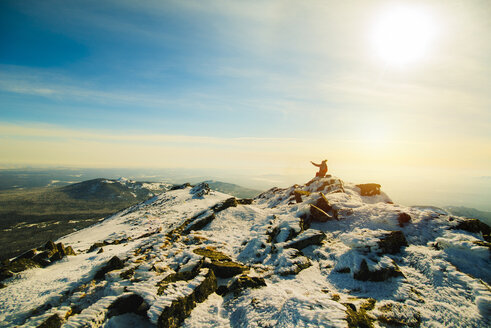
[0,177,490,328]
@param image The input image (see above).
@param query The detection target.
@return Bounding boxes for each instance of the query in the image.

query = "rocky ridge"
[0,177,490,327]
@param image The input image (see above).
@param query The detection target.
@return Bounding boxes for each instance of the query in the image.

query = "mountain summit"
[1,177,490,327]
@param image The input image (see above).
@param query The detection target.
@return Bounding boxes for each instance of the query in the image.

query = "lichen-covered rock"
[356,183,381,196]
[345,305,374,328]
[5,258,41,273]
[157,268,217,328]
[65,246,76,256]
[285,229,326,250]
[376,231,408,254]
[237,198,253,205]
[94,256,124,279]
[375,302,421,327]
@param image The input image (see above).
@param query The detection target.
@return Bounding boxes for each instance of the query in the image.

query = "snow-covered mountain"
[1,177,490,327]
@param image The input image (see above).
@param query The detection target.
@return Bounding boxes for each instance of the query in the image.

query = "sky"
[0,0,490,209]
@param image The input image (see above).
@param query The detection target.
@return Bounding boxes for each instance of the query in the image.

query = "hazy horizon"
[1,1,490,211]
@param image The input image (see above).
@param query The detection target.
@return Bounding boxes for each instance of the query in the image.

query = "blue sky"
[1,0,490,209]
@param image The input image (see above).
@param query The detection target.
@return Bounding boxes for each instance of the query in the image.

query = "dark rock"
[237,198,253,205]
[94,256,124,279]
[208,260,246,278]
[315,193,338,220]
[211,197,237,213]
[397,213,412,227]
[49,252,64,262]
[285,230,326,250]
[32,253,51,267]
[108,293,147,318]
[170,183,191,190]
[44,241,56,251]
[56,243,67,256]
[0,282,6,289]
[88,242,105,253]
[226,275,266,294]
[216,285,228,295]
[6,258,41,273]
[377,231,408,254]
[0,269,14,281]
[120,267,136,279]
[97,248,104,254]
[65,246,76,256]
[356,183,381,196]
[37,314,63,328]
[184,213,216,233]
[157,268,217,328]
[16,249,37,260]
[309,204,333,222]
[337,267,351,274]
[344,303,357,311]
[453,218,491,242]
[354,259,404,282]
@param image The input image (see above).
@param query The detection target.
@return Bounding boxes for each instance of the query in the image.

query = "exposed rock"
[285,229,326,250]
[0,282,6,289]
[170,183,191,190]
[44,241,56,251]
[223,275,266,295]
[65,246,76,256]
[377,231,408,255]
[309,204,333,222]
[293,190,311,203]
[345,305,374,328]
[397,212,412,227]
[108,293,147,318]
[94,256,124,279]
[354,259,404,281]
[211,197,238,213]
[315,193,339,220]
[208,260,246,278]
[5,258,41,273]
[356,183,381,196]
[184,212,216,233]
[193,248,231,261]
[37,313,63,328]
[16,248,37,260]
[157,268,217,328]
[453,218,491,242]
[237,198,253,205]
[88,242,105,253]
[190,182,210,198]
[120,267,136,279]
[97,248,104,254]
[376,302,421,327]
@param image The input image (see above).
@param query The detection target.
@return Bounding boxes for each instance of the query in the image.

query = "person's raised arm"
[311,161,321,167]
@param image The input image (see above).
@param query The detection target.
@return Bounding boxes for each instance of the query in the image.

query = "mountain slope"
[0,178,171,260]
[0,178,489,327]
[203,180,261,198]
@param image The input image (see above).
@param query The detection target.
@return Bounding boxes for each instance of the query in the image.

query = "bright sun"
[371,5,437,66]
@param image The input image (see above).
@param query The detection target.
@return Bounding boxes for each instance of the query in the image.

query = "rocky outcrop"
[309,204,333,222]
[218,274,266,295]
[211,197,238,213]
[36,313,63,328]
[356,183,381,196]
[94,256,124,279]
[184,212,216,233]
[157,268,217,328]
[108,293,148,318]
[193,247,247,278]
[453,218,491,242]
[190,182,210,198]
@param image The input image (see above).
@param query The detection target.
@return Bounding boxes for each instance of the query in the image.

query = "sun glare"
[371,5,437,66]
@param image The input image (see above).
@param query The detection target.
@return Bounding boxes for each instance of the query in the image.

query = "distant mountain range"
[444,206,491,226]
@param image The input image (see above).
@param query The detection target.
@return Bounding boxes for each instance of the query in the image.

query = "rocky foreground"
[0,177,490,327]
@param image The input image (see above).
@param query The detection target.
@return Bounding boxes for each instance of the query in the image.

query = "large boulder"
[356,183,381,196]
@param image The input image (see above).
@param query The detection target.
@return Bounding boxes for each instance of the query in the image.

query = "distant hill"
[444,206,491,226]
[0,178,171,260]
[203,180,261,198]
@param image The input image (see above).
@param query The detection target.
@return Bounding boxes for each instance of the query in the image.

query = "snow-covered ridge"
[0,177,489,328]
